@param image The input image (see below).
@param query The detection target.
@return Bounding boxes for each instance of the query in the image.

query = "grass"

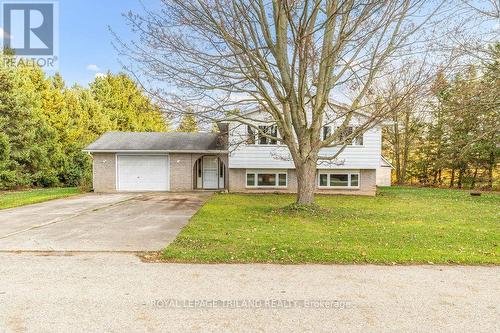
[161,186,500,265]
[0,187,81,210]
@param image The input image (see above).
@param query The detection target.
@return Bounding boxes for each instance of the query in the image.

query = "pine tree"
[90,73,169,132]
[177,113,199,132]
[0,56,59,188]
[0,52,173,189]
[211,122,220,133]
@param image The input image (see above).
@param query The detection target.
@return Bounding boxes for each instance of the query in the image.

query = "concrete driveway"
[0,192,211,252]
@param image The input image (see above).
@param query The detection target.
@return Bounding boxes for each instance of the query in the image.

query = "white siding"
[228,121,382,170]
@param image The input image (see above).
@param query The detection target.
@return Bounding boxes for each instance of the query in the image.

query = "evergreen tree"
[0,54,171,189]
[90,73,168,132]
[211,122,220,133]
[0,56,59,187]
[177,113,199,132]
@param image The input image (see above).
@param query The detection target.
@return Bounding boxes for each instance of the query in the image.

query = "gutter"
[82,149,229,154]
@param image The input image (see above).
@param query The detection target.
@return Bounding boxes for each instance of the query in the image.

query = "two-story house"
[84,111,387,196]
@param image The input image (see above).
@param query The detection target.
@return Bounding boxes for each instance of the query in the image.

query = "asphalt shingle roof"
[84,132,227,152]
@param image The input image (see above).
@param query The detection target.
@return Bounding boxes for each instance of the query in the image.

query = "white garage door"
[117,155,169,191]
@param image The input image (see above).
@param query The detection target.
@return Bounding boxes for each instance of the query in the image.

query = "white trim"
[85,149,227,154]
[218,158,225,189]
[116,153,170,192]
[195,158,203,189]
[202,155,219,189]
[245,144,287,147]
[381,156,395,169]
[317,171,360,189]
[245,170,288,188]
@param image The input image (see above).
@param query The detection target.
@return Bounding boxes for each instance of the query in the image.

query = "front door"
[203,156,218,189]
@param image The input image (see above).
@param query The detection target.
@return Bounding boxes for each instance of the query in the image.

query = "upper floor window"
[246,125,256,144]
[322,126,331,141]
[246,125,278,145]
[258,125,278,145]
[322,126,363,146]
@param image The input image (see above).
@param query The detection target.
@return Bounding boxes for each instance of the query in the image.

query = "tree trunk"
[487,151,495,190]
[393,123,403,184]
[432,170,438,185]
[450,169,455,188]
[296,159,317,205]
[471,167,478,189]
[401,117,410,184]
[457,167,465,189]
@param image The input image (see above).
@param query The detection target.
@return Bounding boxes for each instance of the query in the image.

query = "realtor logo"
[1,1,58,69]
[3,2,53,55]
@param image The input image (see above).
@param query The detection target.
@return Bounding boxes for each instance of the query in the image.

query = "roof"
[83,132,227,153]
[380,156,395,169]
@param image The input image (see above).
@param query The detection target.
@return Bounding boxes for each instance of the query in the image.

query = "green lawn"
[162,187,500,265]
[0,188,81,210]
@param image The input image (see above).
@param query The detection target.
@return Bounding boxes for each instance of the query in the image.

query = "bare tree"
[375,60,435,184]
[461,0,500,19]
[438,0,500,67]
[116,0,463,204]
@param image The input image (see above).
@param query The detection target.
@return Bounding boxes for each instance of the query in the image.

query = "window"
[246,125,256,144]
[197,160,202,177]
[339,126,353,142]
[258,127,267,144]
[318,172,360,188]
[353,132,363,146]
[257,125,278,145]
[258,174,276,186]
[339,127,363,146]
[246,171,287,188]
[351,174,359,187]
[278,174,287,186]
[246,173,255,186]
[319,174,328,186]
[325,126,363,146]
[219,161,224,177]
[322,126,331,140]
[330,174,348,187]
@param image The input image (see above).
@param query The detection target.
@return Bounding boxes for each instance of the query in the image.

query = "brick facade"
[229,168,376,196]
[92,152,375,195]
[92,153,116,192]
[92,153,228,192]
